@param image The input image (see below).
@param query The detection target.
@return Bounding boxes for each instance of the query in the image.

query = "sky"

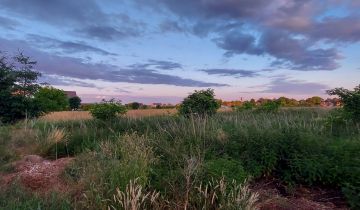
[0,0,359,104]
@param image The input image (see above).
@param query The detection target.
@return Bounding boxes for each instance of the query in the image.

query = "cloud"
[159,20,187,33]
[26,34,117,55]
[40,75,97,88]
[0,16,20,30]
[129,59,182,70]
[0,0,145,41]
[201,69,258,78]
[262,76,329,95]
[215,30,341,70]
[138,0,359,71]
[76,24,144,41]
[0,38,227,87]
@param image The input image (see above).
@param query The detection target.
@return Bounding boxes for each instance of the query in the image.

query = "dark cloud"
[159,20,187,33]
[262,76,329,94]
[0,0,105,25]
[40,75,97,88]
[201,69,258,78]
[308,16,360,42]
[0,16,19,30]
[0,38,226,87]
[76,24,144,41]
[216,30,340,70]
[0,0,144,41]
[129,59,182,70]
[27,34,117,55]
[138,0,359,71]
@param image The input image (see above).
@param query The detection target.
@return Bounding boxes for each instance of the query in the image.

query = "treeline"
[222,96,341,108]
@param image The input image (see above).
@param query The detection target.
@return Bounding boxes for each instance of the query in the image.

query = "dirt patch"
[0,155,73,194]
[253,177,349,210]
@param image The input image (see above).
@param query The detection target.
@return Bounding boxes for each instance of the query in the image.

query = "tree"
[129,102,141,110]
[327,84,360,122]
[305,96,322,106]
[178,89,220,117]
[90,99,127,120]
[69,96,81,110]
[13,53,41,97]
[34,87,69,112]
[0,52,42,124]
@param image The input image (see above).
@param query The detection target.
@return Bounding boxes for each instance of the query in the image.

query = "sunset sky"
[0,0,359,103]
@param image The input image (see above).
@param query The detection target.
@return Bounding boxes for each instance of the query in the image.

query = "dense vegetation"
[179,89,220,117]
[0,52,72,124]
[1,108,359,209]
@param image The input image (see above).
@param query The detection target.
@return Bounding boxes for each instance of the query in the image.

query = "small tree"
[34,87,69,112]
[130,102,141,110]
[0,52,42,123]
[179,89,220,117]
[69,96,81,110]
[327,84,360,122]
[90,99,127,120]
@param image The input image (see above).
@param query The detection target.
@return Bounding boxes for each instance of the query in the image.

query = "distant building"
[64,91,77,98]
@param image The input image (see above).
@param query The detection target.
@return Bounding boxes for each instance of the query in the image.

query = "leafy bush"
[90,99,127,120]
[234,101,255,112]
[128,102,141,110]
[179,89,220,117]
[69,96,81,110]
[204,158,248,183]
[256,100,280,112]
[327,84,360,122]
[34,86,69,112]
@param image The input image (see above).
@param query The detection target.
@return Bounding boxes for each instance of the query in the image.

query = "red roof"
[64,91,77,98]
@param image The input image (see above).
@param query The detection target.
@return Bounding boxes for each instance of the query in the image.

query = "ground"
[0,155,349,210]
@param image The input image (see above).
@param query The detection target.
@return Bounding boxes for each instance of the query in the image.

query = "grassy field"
[1,108,359,209]
[40,109,178,121]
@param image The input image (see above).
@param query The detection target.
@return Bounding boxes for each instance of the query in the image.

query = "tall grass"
[1,108,359,209]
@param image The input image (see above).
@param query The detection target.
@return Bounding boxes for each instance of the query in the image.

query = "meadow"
[1,108,359,209]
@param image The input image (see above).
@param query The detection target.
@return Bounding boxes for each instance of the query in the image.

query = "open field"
[40,107,233,122]
[40,109,178,121]
[1,108,360,209]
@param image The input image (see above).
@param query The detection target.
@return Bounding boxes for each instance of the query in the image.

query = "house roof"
[64,91,77,98]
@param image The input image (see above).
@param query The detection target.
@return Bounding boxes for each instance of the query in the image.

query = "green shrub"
[327,84,360,122]
[69,96,81,110]
[234,101,255,112]
[204,158,248,183]
[179,89,220,117]
[34,86,69,112]
[256,100,280,112]
[90,99,127,120]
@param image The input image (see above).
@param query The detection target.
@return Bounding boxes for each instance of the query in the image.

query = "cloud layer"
[140,0,360,70]
[0,38,226,87]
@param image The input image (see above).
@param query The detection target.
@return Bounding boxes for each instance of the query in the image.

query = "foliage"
[128,102,141,110]
[90,99,127,120]
[179,89,220,117]
[256,100,280,112]
[305,96,323,106]
[204,158,248,183]
[0,183,71,210]
[0,52,42,124]
[234,101,255,112]
[69,96,81,110]
[327,84,360,122]
[1,109,360,208]
[34,86,69,112]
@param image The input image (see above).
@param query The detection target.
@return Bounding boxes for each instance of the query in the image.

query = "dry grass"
[40,109,177,122]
